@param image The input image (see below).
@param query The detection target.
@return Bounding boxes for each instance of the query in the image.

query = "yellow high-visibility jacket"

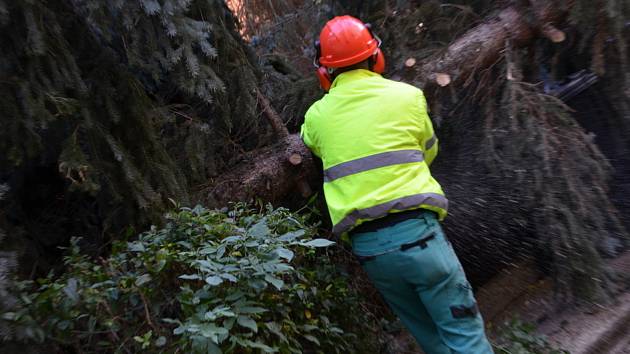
[300,69,447,236]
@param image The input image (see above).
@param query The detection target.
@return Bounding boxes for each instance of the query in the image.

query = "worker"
[300,16,494,354]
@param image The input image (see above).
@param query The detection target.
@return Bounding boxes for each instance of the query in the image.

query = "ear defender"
[367,26,385,74]
[316,65,332,91]
[372,48,385,74]
[313,39,333,91]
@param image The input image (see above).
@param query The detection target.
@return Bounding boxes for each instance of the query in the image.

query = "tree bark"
[204,134,318,206]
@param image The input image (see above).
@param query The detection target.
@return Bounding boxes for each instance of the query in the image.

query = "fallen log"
[207,1,571,205]
[204,134,318,206]
[417,0,569,88]
[205,2,630,299]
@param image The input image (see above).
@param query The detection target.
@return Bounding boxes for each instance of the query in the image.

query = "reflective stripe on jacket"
[300,69,447,235]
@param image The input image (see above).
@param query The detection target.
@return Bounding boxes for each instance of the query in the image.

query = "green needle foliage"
[2,204,378,353]
[0,0,263,274]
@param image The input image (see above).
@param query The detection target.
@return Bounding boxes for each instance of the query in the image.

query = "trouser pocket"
[418,252,493,353]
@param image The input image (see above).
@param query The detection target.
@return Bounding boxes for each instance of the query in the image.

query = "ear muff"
[365,24,385,74]
[313,39,332,91]
[372,48,385,74]
[316,65,332,91]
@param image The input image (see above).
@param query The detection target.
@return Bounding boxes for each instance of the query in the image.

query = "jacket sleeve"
[417,91,438,166]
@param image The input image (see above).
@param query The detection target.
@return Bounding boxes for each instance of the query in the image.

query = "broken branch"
[257,88,289,138]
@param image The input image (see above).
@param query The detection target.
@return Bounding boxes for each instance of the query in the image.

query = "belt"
[349,208,430,236]
[355,232,436,264]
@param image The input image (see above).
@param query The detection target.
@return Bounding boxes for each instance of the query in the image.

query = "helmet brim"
[319,40,379,68]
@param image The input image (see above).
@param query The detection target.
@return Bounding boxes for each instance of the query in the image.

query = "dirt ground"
[480,252,630,353]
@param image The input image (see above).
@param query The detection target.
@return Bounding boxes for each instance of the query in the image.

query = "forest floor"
[525,252,630,354]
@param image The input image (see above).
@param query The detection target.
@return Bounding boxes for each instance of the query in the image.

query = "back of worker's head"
[313,15,386,91]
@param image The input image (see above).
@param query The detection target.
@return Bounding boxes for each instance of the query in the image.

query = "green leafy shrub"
[3,204,378,353]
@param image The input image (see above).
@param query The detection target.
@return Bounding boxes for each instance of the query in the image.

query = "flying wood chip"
[436,73,451,86]
[288,153,302,165]
[541,24,566,43]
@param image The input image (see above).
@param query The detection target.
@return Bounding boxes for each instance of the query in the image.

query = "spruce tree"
[0,0,262,274]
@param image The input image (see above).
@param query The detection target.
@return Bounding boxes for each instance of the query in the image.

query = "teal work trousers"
[351,211,493,354]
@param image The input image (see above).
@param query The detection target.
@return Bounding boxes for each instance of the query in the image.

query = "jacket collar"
[330,69,381,90]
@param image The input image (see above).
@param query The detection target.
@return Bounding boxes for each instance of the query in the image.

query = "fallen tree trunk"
[199,1,630,300]
[204,134,318,206]
[207,1,570,205]
[417,1,568,88]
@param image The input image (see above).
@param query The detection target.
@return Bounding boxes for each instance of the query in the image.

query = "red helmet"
[314,16,385,91]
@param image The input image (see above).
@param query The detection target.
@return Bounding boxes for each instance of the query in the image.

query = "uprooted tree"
[0,0,629,350]
[213,0,630,299]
